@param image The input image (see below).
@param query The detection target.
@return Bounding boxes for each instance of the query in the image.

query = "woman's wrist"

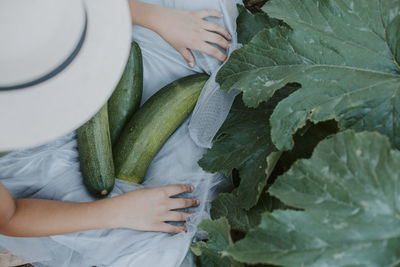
[90,196,125,229]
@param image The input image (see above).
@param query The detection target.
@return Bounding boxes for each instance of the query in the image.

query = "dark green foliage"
[194,1,400,266]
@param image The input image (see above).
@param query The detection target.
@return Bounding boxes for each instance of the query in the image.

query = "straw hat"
[0,0,132,151]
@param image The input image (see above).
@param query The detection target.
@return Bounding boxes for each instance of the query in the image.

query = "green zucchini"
[108,41,143,145]
[77,104,115,198]
[114,73,209,183]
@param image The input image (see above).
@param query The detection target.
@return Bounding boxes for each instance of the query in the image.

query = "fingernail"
[189,61,194,68]
[196,199,200,205]
[190,185,194,191]
[227,34,232,40]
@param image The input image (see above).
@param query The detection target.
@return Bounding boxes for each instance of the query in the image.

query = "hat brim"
[0,0,132,151]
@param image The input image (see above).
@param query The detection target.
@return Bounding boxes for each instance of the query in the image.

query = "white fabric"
[0,0,241,266]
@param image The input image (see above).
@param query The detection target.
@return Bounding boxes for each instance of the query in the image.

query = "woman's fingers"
[197,42,227,62]
[157,223,187,234]
[164,211,191,222]
[193,9,223,19]
[203,21,231,41]
[168,198,199,210]
[162,184,193,197]
[203,31,229,50]
[179,48,195,68]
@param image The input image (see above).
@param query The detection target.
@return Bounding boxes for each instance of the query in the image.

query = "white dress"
[0,0,241,266]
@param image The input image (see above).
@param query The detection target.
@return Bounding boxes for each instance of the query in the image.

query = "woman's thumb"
[180,48,195,68]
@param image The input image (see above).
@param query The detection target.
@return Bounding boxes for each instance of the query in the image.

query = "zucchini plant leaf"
[191,217,243,267]
[199,86,296,209]
[217,0,400,151]
[276,120,338,173]
[236,5,279,44]
[209,193,249,232]
[267,0,400,151]
[226,131,400,266]
[211,191,285,232]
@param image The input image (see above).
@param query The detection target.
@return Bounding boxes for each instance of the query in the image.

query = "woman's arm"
[0,183,16,229]
[0,182,198,237]
[128,0,231,67]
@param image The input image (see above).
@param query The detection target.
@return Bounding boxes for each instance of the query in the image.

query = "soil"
[0,250,30,267]
[243,0,268,13]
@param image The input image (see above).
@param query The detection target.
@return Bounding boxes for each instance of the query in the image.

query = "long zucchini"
[113,74,209,183]
[108,41,143,145]
[77,104,115,197]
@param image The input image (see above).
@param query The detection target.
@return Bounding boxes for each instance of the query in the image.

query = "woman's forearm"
[0,198,119,237]
[128,0,165,32]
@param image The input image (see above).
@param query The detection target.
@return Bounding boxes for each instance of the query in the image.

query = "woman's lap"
[0,0,239,266]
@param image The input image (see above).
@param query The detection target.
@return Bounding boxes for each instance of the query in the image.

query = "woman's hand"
[129,1,231,67]
[110,184,199,233]
[152,8,231,67]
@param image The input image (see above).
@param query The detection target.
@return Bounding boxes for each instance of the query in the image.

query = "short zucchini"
[113,74,209,183]
[77,104,115,198]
